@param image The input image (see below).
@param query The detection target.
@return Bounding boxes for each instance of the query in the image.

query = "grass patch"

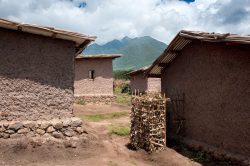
[77,111,129,122]
[76,98,86,105]
[116,94,131,105]
[109,125,130,136]
[114,87,131,106]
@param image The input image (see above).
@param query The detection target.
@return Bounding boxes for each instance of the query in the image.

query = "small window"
[89,70,95,79]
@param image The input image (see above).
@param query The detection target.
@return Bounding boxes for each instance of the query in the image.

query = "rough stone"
[1,133,10,139]
[63,119,72,127]
[23,121,37,129]
[40,122,50,129]
[46,126,55,133]
[18,128,30,134]
[76,127,84,134]
[9,122,23,131]
[70,117,82,127]
[36,129,45,135]
[53,121,63,130]
[0,126,5,132]
[52,131,64,139]
[64,129,77,137]
[5,129,15,134]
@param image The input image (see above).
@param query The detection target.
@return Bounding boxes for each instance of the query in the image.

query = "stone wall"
[75,95,116,105]
[0,117,84,140]
[0,28,75,121]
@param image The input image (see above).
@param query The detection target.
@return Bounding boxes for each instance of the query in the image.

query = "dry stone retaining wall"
[0,117,84,140]
[75,95,116,104]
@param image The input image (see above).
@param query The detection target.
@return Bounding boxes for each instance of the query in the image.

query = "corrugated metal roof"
[147,30,250,77]
[0,18,97,54]
[75,54,122,60]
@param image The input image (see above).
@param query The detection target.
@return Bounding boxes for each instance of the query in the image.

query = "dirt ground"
[0,104,201,166]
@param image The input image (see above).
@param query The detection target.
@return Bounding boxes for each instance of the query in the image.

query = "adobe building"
[0,18,95,141]
[147,30,250,163]
[129,66,161,93]
[74,54,121,104]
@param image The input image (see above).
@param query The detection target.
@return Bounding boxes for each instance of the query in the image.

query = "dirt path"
[0,104,201,166]
[72,104,201,166]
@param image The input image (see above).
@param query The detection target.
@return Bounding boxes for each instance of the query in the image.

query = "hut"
[147,30,250,162]
[0,18,95,139]
[74,54,121,104]
[129,66,161,93]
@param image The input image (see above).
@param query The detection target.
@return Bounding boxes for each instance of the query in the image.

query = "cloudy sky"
[0,0,249,44]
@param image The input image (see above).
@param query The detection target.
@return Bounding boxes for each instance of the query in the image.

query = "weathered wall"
[0,28,75,121]
[162,40,250,159]
[147,78,161,92]
[74,59,114,96]
[130,72,148,93]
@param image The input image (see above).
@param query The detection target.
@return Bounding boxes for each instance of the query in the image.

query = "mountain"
[82,36,167,71]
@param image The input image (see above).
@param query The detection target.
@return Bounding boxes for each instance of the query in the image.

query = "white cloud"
[0,0,249,44]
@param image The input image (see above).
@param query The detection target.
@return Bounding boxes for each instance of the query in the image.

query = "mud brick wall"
[161,40,250,159]
[0,28,75,121]
[74,58,114,96]
[130,73,161,93]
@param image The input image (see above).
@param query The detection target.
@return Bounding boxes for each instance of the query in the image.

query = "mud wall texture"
[130,73,148,93]
[161,40,250,159]
[74,59,114,96]
[130,73,161,93]
[0,28,75,121]
[147,78,161,92]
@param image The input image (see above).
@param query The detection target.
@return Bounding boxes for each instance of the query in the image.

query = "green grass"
[78,111,129,122]
[114,87,131,106]
[76,98,86,105]
[109,125,130,136]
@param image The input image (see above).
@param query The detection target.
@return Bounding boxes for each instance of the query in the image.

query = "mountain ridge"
[83,36,167,70]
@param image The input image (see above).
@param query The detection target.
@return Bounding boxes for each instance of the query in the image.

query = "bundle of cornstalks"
[130,92,169,153]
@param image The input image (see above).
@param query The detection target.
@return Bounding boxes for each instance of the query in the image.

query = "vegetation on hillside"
[83,36,167,70]
[113,70,132,80]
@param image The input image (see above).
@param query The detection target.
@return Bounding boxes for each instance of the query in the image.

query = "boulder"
[52,131,64,139]
[63,119,72,127]
[64,129,77,137]
[36,129,45,135]
[53,120,63,130]
[23,121,37,130]
[0,125,5,132]
[18,128,29,134]
[76,127,84,134]
[70,117,82,127]
[5,129,15,134]
[1,132,10,139]
[46,126,55,133]
[9,122,23,131]
[40,122,50,130]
